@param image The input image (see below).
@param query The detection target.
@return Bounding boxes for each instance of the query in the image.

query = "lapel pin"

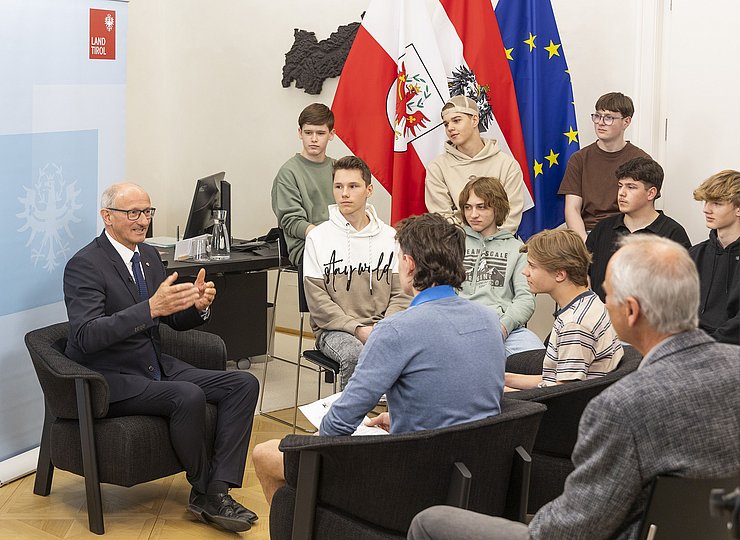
[145,262,150,267]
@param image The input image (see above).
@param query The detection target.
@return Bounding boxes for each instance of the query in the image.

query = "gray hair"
[100,183,145,209]
[608,235,699,334]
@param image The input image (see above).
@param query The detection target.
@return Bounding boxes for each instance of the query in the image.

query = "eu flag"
[495,0,579,239]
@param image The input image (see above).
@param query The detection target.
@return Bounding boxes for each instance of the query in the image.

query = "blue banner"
[0,130,98,316]
[496,0,579,238]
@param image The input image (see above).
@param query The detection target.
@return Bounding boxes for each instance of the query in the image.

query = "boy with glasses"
[558,92,651,240]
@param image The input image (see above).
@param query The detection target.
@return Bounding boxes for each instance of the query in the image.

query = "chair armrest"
[159,325,226,371]
[25,329,109,419]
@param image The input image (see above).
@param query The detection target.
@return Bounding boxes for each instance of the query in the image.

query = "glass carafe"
[209,209,231,260]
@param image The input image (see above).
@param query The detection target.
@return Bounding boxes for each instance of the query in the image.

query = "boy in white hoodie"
[425,95,533,233]
[458,176,544,356]
[303,156,410,388]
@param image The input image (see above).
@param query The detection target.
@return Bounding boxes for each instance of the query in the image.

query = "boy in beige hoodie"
[425,95,532,233]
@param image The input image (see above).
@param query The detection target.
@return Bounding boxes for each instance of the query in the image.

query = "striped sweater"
[541,290,623,386]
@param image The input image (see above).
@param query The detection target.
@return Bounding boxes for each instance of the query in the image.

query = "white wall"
[126,0,740,337]
[126,0,374,239]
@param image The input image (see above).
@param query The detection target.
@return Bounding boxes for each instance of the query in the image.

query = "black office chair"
[637,474,740,540]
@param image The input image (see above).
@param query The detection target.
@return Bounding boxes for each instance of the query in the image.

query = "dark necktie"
[131,251,161,380]
[131,251,149,299]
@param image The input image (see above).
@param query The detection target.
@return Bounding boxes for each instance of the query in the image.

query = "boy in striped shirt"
[505,229,623,390]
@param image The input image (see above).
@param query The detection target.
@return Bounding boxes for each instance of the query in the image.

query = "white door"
[659,1,740,244]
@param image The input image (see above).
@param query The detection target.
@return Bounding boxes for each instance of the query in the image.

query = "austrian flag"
[333,0,534,224]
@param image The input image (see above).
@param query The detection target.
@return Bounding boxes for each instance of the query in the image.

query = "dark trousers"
[107,367,259,493]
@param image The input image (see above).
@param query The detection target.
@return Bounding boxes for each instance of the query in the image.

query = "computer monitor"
[183,171,231,240]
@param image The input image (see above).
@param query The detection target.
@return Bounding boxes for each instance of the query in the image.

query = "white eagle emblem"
[16,163,83,272]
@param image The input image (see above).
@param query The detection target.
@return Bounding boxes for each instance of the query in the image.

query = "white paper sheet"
[298,392,389,436]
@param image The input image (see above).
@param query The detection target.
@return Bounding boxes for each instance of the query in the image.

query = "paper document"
[298,392,389,436]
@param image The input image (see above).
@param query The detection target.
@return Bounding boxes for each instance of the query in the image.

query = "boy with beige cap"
[425,95,531,233]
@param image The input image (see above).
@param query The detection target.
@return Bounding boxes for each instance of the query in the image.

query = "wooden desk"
[160,243,282,361]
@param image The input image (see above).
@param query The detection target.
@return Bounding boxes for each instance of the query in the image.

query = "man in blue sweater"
[253,213,505,503]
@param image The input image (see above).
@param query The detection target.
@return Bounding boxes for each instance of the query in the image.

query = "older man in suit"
[63,183,259,533]
[408,235,740,540]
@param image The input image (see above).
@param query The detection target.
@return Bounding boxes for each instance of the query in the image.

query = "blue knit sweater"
[320,288,505,436]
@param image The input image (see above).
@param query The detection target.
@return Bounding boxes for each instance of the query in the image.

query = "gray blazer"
[529,329,740,540]
[63,231,205,402]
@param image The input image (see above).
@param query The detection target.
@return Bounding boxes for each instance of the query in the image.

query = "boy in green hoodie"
[458,176,543,356]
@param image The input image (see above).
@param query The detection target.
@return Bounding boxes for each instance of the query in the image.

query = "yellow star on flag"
[505,47,514,61]
[545,149,560,167]
[533,159,544,177]
[563,126,579,144]
[544,40,561,59]
[524,32,537,52]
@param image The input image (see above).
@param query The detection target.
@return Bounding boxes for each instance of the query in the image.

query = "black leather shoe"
[223,493,259,523]
[188,491,251,532]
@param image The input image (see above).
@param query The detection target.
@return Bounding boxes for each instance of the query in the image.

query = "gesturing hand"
[193,268,216,312]
[149,272,200,318]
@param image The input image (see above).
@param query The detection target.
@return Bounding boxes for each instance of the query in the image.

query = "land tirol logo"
[385,44,495,152]
[89,9,116,60]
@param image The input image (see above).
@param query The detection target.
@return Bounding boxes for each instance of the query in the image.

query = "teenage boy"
[690,169,740,345]
[303,156,410,389]
[504,229,623,390]
[271,103,336,265]
[425,95,532,233]
[458,176,543,356]
[559,92,651,240]
[254,213,506,505]
[586,157,691,302]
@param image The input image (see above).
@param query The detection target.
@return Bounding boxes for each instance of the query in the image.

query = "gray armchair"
[269,398,547,540]
[25,321,226,535]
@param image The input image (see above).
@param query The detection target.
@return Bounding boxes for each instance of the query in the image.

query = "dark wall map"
[282,20,361,95]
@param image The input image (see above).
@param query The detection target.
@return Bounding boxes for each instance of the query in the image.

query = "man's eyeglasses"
[591,113,624,126]
[107,207,156,220]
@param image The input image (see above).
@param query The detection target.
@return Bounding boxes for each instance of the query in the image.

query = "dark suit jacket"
[64,231,205,402]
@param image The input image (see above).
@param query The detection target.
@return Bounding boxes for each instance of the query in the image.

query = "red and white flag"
[333,0,533,223]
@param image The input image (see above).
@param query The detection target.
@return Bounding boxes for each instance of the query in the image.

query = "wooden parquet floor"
[0,411,311,540]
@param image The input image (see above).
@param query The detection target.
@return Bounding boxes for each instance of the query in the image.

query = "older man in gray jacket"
[408,235,740,540]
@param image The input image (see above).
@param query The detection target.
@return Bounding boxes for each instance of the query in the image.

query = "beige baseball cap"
[441,95,480,119]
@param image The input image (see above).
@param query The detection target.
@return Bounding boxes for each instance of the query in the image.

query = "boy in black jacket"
[690,170,740,345]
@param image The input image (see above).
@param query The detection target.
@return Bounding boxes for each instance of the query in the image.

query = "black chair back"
[638,474,740,540]
[272,398,546,538]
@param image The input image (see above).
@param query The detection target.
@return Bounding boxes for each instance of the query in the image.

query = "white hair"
[100,183,145,209]
[609,235,699,334]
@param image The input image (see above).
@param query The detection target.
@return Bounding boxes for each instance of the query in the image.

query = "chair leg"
[446,462,472,509]
[504,445,532,523]
[75,379,104,535]
[292,451,321,540]
[33,406,55,496]
[292,313,305,434]
[259,268,282,415]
